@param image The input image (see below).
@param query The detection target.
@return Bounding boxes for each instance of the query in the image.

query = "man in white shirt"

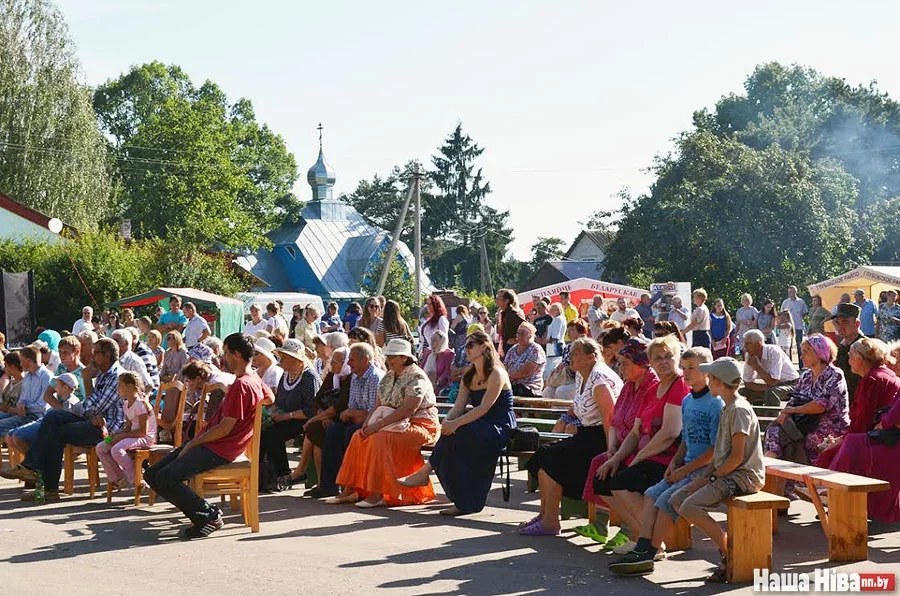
[111,329,152,389]
[610,297,640,323]
[243,303,268,336]
[183,302,211,348]
[739,329,800,406]
[72,306,93,336]
[781,285,808,367]
[587,295,608,339]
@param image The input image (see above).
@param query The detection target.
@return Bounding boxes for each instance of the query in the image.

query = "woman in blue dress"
[399,330,516,515]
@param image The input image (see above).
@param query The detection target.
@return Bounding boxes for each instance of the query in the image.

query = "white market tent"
[807,266,900,307]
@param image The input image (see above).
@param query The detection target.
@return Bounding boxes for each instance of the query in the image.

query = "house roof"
[519,260,605,292]
[0,191,77,236]
[564,229,613,259]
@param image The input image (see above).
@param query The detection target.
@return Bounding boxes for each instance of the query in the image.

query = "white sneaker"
[612,540,637,555]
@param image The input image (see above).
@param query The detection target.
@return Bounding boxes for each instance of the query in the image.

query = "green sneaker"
[603,530,630,551]
[572,523,608,544]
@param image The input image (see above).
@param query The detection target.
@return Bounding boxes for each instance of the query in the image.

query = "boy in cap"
[669,357,764,583]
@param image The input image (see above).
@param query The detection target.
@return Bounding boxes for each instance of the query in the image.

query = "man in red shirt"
[145,333,265,540]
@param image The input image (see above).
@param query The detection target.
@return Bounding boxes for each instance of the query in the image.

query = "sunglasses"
[368,305,379,309]
[465,341,480,349]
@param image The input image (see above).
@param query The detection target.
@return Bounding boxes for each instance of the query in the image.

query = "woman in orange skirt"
[330,339,439,507]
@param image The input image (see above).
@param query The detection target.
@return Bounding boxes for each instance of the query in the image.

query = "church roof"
[235,126,435,300]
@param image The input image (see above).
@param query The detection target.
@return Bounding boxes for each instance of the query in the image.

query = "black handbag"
[508,426,540,452]
[786,390,820,435]
[868,428,900,446]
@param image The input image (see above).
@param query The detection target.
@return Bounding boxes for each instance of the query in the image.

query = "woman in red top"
[593,334,689,549]
[817,337,900,469]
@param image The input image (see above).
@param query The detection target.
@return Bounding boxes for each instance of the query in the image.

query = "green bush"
[0,230,249,333]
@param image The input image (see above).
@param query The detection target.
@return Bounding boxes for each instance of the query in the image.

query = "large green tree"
[604,132,862,305]
[93,61,299,249]
[342,125,514,293]
[0,0,114,227]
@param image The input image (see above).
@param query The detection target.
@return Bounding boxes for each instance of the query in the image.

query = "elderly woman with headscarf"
[293,347,353,487]
[422,329,454,394]
[252,337,283,393]
[328,339,439,508]
[258,339,322,491]
[313,331,349,378]
[763,334,849,468]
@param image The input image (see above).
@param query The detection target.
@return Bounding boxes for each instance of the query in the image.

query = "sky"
[56,0,900,260]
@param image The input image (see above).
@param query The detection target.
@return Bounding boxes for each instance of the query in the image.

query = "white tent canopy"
[808,266,900,306]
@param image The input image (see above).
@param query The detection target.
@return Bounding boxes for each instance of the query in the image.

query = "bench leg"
[827,489,868,562]
[727,503,775,583]
[666,517,693,552]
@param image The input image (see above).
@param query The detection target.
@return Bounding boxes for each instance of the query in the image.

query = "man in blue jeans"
[145,333,265,540]
[307,343,383,498]
[1,338,124,502]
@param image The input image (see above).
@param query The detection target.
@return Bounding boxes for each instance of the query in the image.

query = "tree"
[603,132,862,307]
[93,61,298,250]
[0,0,114,227]
[428,124,512,289]
[361,249,419,320]
[517,236,566,286]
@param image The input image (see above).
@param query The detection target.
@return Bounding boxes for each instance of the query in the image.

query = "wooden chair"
[63,444,100,497]
[195,382,229,435]
[190,401,263,532]
[106,381,188,505]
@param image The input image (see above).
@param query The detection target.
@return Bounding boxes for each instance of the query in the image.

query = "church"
[235,128,435,306]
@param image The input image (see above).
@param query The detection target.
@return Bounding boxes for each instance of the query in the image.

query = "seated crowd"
[0,287,899,581]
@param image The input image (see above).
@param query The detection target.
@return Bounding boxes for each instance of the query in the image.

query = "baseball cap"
[698,358,742,385]
[56,373,79,391]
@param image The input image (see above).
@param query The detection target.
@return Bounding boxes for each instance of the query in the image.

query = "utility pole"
[479,233,493,295]
[413,164,422,314]
[375,181,414,296]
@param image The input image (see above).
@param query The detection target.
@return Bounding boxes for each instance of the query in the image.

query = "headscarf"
[331,348,351,391]
[618,337,650,367]
[805,333,834,364]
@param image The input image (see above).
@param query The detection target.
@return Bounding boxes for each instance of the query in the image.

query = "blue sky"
[57,0,900,259]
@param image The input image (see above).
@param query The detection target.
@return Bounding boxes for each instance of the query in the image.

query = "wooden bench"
[727,491,790,582]
[763,456,890,561]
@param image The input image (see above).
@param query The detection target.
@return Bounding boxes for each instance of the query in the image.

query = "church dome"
[307,147,336,189]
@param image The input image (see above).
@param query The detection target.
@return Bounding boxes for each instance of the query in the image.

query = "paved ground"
[1,460,898,596]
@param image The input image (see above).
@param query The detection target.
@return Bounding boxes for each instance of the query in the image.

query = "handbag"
[546,365,575,389]
[367,405,410,433]
[785,390,821,435]
[867,428,900,446]
[508,426,540,452]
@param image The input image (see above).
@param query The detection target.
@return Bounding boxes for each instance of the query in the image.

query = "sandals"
[517,515,541,529]
[572,523,608,544]
[517,520,560,536]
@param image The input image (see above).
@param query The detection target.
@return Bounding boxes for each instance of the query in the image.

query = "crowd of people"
[0,285,898,582]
